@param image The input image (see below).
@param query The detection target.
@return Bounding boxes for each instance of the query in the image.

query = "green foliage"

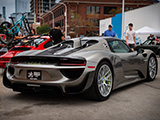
[37,24,50,35]
[109,8,122,15]
[69,10,84,37]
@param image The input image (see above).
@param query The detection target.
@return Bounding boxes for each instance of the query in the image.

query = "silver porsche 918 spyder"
[3,37,158,101]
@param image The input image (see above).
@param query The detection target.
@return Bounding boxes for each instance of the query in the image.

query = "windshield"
[108,40,130,53]
[143,40,156,45]
[17,38,46,46]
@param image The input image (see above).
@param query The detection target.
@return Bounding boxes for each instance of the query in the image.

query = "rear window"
[80,39,99,46]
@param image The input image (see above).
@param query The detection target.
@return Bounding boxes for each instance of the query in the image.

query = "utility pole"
[121,0,125,39]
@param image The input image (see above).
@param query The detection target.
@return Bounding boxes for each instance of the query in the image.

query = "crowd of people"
[2,19,159,47]
[102,23,160,49]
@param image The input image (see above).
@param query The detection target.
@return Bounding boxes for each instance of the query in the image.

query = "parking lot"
[0,58,160,120]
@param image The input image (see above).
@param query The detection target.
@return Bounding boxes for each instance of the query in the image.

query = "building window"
[49,14,52,20]
[125,7,134,11]
[86,18,99,27]
[62,7,64,14]
[62,19,64,27]
[104,6,117,15]
[87,6,100,14]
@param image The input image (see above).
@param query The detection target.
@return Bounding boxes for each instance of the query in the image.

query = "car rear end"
[0,46,32,68]
[5,56,95,94]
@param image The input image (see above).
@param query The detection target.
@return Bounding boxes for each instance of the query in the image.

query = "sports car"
[0,36,53,68]
[3,37,158,101]
[137,39,160,57]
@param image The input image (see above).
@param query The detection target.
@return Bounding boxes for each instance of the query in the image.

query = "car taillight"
[10,57,24,64]
[0,58,10,61]
[0,52,4,55]
[60,58,86,66]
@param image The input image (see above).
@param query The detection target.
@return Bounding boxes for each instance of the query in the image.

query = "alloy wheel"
[97,64,112,97]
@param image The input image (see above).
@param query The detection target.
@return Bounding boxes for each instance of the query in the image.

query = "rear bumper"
[6,63,96,94]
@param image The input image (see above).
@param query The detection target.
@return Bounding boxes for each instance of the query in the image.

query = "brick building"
[41,0,153,37]
[30,0,55,22]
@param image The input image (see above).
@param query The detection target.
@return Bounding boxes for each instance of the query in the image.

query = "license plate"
[27,70,42,80]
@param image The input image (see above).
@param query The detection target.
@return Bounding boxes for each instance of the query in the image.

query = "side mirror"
[136,48,144,55]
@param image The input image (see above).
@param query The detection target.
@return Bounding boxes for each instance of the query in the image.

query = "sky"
[0,0,15,21]
[0,0,60,21]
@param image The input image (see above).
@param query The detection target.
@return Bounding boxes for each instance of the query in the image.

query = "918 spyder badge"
[27,70,42,80]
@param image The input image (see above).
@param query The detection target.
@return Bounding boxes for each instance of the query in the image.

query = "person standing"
[103,24,116,37]
[126,23,137,49]
[147,34,155,40]
[49,22,65,44]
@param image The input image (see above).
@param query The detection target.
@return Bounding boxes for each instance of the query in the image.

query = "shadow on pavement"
[6,80,146,105]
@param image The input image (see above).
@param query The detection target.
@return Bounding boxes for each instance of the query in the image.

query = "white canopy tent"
[135,26,160,35]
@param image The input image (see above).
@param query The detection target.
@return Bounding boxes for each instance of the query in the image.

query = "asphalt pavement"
[0,59,160,120]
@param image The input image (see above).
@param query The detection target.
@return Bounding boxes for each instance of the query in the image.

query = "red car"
[0,36,53,68]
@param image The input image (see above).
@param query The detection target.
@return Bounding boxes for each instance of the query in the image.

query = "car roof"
[71,36,122,42]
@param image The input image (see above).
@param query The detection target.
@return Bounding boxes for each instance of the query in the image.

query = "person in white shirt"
[126,23,137,49]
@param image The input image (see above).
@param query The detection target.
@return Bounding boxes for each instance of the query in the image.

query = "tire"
[23,18,31,35]
[3,68,12,88]
[84,61,113,101]
[146,55,157,81]
[158,50,160,57]
[0,21,14,42]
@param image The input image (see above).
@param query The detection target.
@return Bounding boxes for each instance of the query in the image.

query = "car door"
[108,40,145,79]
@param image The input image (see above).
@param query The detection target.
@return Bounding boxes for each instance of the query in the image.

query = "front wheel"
[146,55,157,81]
[84,61,113,101]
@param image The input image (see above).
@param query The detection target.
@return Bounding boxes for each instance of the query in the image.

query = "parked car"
[0,47,8,56]
[0,36,53,68]
[137,39,160,57]
[3,37,158,101]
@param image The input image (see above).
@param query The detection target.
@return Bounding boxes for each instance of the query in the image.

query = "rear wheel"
[84,61,113,101]
[23,18,32,35]
[0,22,14,42]
[3,68,12,88]
[146,55,157,81]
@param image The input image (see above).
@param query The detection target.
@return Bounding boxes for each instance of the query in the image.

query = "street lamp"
[59,2,67,38]
[46,11,54,28]
[37,16,44,25]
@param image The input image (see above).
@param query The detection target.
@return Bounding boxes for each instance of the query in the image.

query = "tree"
[85,14,99,36]
[108,8,122,15]
[69,11,84,37]
[37,24,50,35]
